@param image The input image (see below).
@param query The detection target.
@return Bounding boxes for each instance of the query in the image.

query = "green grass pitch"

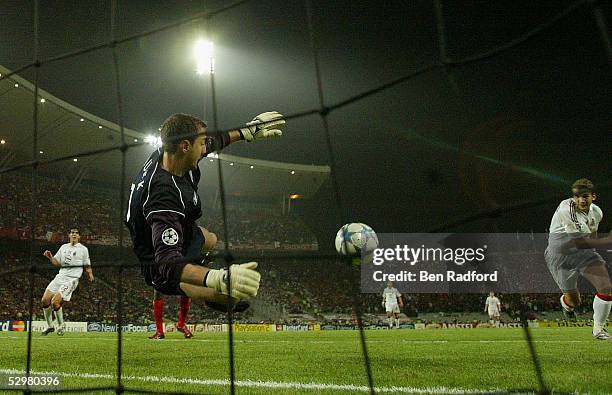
[0,328,610,394]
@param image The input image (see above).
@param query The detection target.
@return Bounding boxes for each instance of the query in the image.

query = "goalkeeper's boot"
[206,300,250,314]
[593,328,612,340]
[177,325,193,339]
[41,327,54,336]
[148,331,165,340]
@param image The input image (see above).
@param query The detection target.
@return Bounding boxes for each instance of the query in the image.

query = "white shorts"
[46,274,79,301]
[488,310,500,318]
[544,247,604,293]
[385,303,400,314]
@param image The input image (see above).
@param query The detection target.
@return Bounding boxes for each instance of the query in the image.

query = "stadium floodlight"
[0,139,5,145]
[194,39,214,75]
[144,135,162,148]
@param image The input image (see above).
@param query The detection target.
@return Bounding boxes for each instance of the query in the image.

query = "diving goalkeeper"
[125,112,284,308]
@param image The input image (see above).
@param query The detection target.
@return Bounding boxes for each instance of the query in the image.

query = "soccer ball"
[335,223,378,257]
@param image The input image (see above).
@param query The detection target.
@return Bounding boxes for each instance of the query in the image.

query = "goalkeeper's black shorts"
[140,227,207,296]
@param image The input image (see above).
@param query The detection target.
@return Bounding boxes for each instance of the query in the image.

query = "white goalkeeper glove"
[205,262,261,300]
[240,111,285,142]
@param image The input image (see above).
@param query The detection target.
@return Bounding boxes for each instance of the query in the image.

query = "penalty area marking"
[0,368,504,394]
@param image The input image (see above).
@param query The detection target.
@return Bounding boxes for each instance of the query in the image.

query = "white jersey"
[485,296,500,313]
[547,198,602,254]
[54,242,91,278]
[382,287,401,305]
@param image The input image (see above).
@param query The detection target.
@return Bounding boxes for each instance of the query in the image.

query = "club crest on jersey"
[162,228,179,246]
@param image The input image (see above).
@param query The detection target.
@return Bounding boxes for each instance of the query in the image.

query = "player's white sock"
[592,294,612,334]
[395,318,399,328]
[43,307,53,328]
[388,317,393,328]
[55,307,64,326]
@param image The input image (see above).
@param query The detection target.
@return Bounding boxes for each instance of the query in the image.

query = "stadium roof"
[0,64,330,199]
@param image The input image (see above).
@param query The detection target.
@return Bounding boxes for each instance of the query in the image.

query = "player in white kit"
[40,227,94,336]
[544,179,612,340]
[382,282,403,328]
[484,292,501,325]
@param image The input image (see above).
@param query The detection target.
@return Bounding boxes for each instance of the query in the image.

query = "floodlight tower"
[193,38,215,122]
[194,39,214,76]
[194,30,234,395]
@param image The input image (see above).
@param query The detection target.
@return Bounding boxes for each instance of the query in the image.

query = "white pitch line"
[0,368,505,394]
[400,340,592,343]
[0,336,295,344]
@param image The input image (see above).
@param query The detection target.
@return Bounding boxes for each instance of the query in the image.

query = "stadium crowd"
[0,243,597,324]
[0,172,606,325]
[0,171,317,248]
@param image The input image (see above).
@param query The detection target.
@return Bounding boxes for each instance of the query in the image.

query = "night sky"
[0,0,610,244]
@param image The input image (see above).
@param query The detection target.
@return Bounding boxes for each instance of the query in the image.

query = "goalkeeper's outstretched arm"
[204,111,285,155]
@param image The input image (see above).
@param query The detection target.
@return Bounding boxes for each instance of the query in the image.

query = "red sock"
[596,293,612,302]
[153,298,165,333]
[178,296,191,328]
